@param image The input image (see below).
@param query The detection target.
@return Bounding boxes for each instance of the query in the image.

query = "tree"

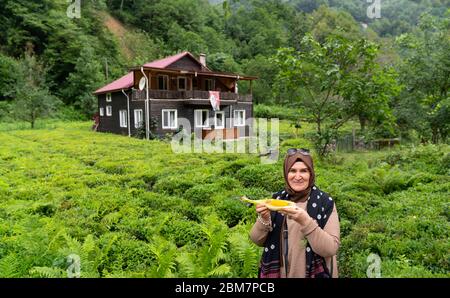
[273,34,399,156]
[64,46,105,117]
[395,12,450,143]
[12,51,60,128]
[0,53,19,101]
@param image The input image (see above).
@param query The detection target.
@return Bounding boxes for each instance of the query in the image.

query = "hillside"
[0,121,448,277]
[0,0,448,279]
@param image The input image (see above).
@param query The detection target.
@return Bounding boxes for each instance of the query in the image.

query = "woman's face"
[287,161,310,192]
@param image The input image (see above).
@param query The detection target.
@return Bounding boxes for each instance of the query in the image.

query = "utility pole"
[105,58,108,81]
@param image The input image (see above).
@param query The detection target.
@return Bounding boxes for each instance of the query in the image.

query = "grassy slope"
[0,121,448,277]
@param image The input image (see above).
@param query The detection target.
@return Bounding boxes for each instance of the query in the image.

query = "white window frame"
[195,109,209,128]
[119,110,128,128]
[177,76,187,91]
[99,107,104,117]
[106,106,112,116]
[205,78,215,91]
[157,75,169,90]
[134,109,143,129]
[233,110,245,127]
[162,109,177,129]
[215,111,225,129]
[106,93,112,102]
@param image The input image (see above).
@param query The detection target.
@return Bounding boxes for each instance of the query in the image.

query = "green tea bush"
[371,165,410,194]
[183,184,217,205]
[31,202,56,217]
[254,104,301,121]
[1,123,448,277]
[153,174,196,196]
[235,164,284,191]
[406,172,435,187]
[241,187,272,199]
[216,197,254,228]
[105,237,155,272]
[95,161,129,175]
[138,192,189,212]
[214,176,242,191]
[160,220,205,247]
[219,159,251,176]
[439,152,450,175]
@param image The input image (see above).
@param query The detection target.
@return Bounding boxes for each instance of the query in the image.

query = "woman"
[250,148,340,278]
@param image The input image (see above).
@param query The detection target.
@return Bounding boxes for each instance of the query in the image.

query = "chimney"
[199,53,206,68]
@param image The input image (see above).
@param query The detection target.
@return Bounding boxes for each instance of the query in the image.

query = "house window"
[205,79,214,91]
[233,110,245,127]
[134,109,143,128]
[178,77,187,91]
[119,110,127,128]
[106,106,112,116]
[195,109,209,128]
[106,93,112,102]
[162,109,177,129]
[99,107,104,117]
[157,75,168,90]
[215,111,225,129]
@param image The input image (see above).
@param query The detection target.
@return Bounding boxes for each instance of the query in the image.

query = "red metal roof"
[94,72,133,95]
[143,51,195,68]
[94,51,254,95]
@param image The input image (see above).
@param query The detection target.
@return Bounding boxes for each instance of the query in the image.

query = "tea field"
[0,121,448,277]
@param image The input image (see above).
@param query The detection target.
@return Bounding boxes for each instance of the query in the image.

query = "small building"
[93,52,256,139]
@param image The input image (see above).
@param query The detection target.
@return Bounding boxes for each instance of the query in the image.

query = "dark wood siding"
[148,100,253,137]
[168,56,202,71]
[97,91,130,136]
[129,100,146,136]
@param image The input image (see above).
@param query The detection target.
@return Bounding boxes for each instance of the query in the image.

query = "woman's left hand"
[278,206,311,226]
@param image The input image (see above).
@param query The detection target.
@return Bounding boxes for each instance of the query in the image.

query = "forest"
[0,0,448,144]
[0,0,448,278]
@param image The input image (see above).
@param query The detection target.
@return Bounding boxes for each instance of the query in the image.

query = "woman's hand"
[279,206,311,226]
[255,203,271,222]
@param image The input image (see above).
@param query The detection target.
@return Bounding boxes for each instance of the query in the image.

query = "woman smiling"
[249,148,340,278]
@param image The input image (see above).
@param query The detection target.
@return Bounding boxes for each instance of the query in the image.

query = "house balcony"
[131,89,252,103]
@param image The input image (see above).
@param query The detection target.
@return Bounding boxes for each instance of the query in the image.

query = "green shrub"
[254,104,302,121]
[216,197,255,227]
[372,165,410,194]
[219,159,250,176]
[439,152,450,175]
[31,203,56,217]
[160,220,205,247]
[105,237,155,272]
[183,184,217,205]
[235,164,283,191]
[153,174,196,196]
[407,172,435,187]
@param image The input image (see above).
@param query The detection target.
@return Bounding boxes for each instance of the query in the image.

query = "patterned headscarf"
[283,151,315,202]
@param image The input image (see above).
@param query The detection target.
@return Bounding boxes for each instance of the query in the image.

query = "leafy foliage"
[0,121,447,277]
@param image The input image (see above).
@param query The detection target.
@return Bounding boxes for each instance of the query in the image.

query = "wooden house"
[93,52,256,139]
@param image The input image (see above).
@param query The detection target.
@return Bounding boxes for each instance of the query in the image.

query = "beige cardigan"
[250,199,340,278]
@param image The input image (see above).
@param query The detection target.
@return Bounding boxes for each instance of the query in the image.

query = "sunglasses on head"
[287,148,310,156]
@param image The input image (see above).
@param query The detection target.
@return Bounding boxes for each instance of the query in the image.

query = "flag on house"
[209,91,220,111]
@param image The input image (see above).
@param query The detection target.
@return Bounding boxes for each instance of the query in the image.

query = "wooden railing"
[132,89,252,102]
